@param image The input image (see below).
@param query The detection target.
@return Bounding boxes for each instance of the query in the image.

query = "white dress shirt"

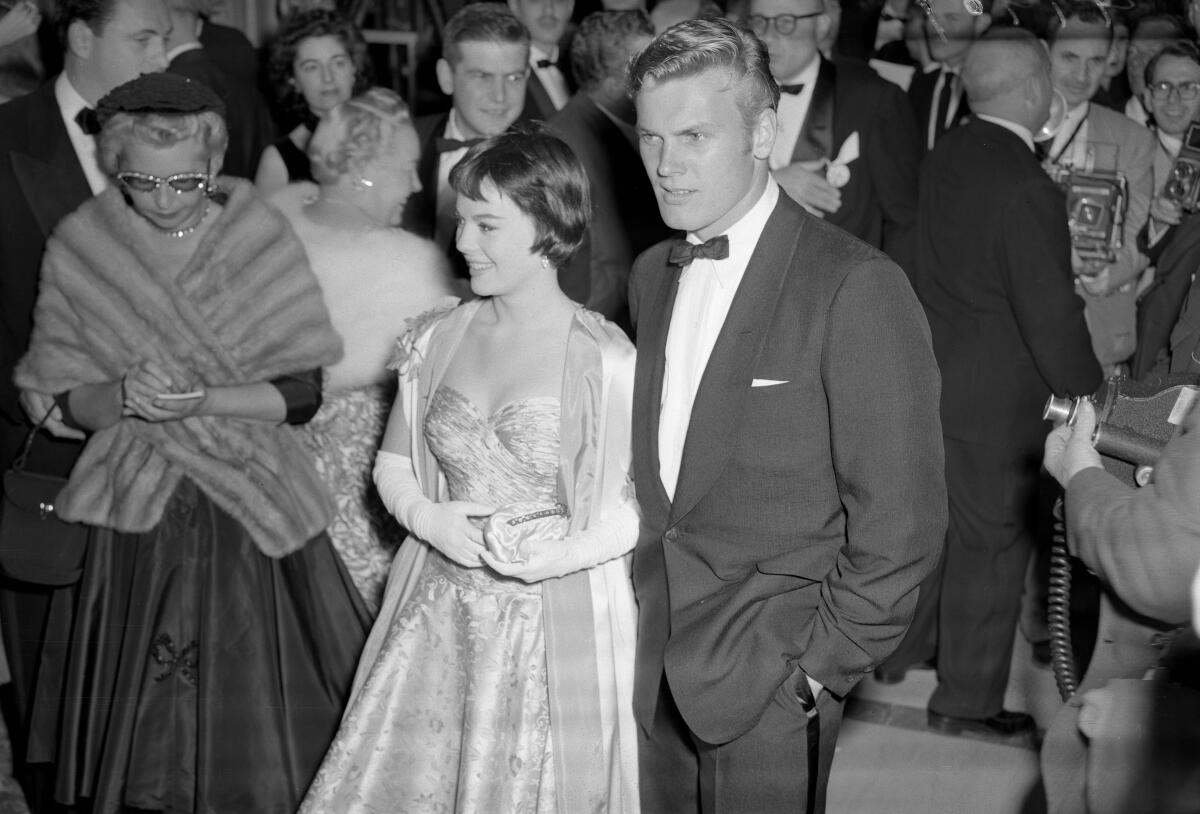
[55,73,107,195]
[530,44,570,112]
[435,110,471,250]
[658,178,781,499]
[769,58,822,171]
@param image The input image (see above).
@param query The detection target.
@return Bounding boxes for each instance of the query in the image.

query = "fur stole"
[15,179,343,558]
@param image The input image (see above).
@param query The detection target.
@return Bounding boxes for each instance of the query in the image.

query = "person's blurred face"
[292,35,356,118]
[1048,25,1110,109]
[507,0,574,49]
[119,137,211,233]
[921,0,989,67]
[73,0,170,103]
[456,180,546,297]
[747,0,828,80]
[1127,23,1178,96]
[438,40,529,140]
[635,68,775,240]
[360,124,423,227]
[1144,54,1200,137]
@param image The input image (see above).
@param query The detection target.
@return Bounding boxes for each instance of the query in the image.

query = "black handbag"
[0,412,87,586]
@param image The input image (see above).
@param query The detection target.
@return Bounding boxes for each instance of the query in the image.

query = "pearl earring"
[541,257,550,270]
[352,177,375,191]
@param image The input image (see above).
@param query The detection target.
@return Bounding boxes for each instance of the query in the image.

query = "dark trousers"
[638,669,844,814]
[885,436,1040,718]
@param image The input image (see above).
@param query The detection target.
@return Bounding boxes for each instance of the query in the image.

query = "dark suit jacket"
[628,190,946,744]
[908,64,970,153]
[402,111,450,241]
[1132,212,1200,378]
[914,118,1102,453]
[169,48,274,179]
[549,94,672,329]
[198,19,259,89]
[521,72,560,123]
[790,56,920,275]
[0,81,91,472]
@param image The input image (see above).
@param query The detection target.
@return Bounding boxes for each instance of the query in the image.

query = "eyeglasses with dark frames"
[1149,80,1200,102]
[116,170,210,194]
[746,10,824,36]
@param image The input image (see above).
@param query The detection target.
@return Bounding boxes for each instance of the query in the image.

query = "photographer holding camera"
[1040,398,1200,814]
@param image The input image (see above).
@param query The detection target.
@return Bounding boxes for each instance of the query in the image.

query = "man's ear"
[67,18,95,61]
[436,58,455,97]
[815,12,833,45]
[751,106,777,160]
[972,12,991,38]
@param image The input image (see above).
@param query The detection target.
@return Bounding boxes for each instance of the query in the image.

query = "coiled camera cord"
[1047,495,1078,701]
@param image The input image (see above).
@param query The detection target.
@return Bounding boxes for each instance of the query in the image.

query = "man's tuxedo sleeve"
[798,258,947,694]
[1066,406,1200,625]
[1001,179,1102,396]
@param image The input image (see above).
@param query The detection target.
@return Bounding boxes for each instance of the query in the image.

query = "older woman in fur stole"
[272,88,456,615]
[13,74,370,814]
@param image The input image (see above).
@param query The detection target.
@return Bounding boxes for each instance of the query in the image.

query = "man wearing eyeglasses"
[1043,3,1155,374]
[1130,42,1200,378]
[0,0,170,798]
[747,0,921,276]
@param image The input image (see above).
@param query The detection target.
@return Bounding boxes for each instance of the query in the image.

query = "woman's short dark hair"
[267,9,372,125]
[450,129,591,270]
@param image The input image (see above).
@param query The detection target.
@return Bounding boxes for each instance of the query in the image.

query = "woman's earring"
[352,177,375,192]
[540,256,550,270]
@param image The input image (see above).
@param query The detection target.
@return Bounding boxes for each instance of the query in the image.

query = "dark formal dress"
[888,117,1103,719]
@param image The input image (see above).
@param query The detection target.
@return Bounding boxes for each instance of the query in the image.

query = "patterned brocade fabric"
[300,386,564,813]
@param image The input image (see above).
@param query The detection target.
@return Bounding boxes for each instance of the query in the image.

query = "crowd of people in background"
[0,0,1198,812]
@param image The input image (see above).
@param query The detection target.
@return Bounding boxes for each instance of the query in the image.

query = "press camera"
[1163,122,1200,212]
[1061,171,1128,264]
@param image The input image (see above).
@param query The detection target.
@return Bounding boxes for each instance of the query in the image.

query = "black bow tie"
[668,235,729,267]
[779,83,804,95]
[75,107,101,135]
[536,58,560,70]
[435,136,483,154]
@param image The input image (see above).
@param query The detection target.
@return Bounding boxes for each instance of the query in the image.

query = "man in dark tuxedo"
[402,3,529,269]
[908,0,990,152]
[165,0,274,178]
[549,9,668,329]
[0,0,170,788]
[628,18,946,812]
[509,0,575,120]
[750,0,921,275]
[881,30,1103,736]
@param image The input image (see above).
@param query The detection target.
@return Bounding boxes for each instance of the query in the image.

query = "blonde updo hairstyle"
[306,87,413,186]
[97,111,229,178]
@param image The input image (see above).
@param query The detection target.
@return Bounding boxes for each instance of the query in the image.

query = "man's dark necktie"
[535,58,559,70]
[932,70,959,144]
[75,107,100,136]
[435,136,483,153]
[779,83,804,95]
[668,235,729,267]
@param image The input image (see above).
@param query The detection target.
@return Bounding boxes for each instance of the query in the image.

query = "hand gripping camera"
[1163,122,1200,212]
[1043,373,1200,486]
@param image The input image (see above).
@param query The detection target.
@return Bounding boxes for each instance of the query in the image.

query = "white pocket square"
[751,378,789,387]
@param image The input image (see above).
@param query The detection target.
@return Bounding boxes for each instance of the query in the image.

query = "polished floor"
[0,633,1064,814]
[828,633,1061,814]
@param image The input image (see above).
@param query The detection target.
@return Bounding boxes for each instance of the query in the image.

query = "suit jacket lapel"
[792,57,836,165]
[668,199,802,525]
[632,250,679,518]
[11,85,90,239]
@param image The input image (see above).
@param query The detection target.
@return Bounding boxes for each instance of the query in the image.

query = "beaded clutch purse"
[483,501,570,564]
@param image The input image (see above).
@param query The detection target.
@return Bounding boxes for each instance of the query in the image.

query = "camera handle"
[1047,496,1078,701]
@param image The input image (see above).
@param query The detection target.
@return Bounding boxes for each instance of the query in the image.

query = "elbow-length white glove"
[482,497,639,583]
[374,450,495,567]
